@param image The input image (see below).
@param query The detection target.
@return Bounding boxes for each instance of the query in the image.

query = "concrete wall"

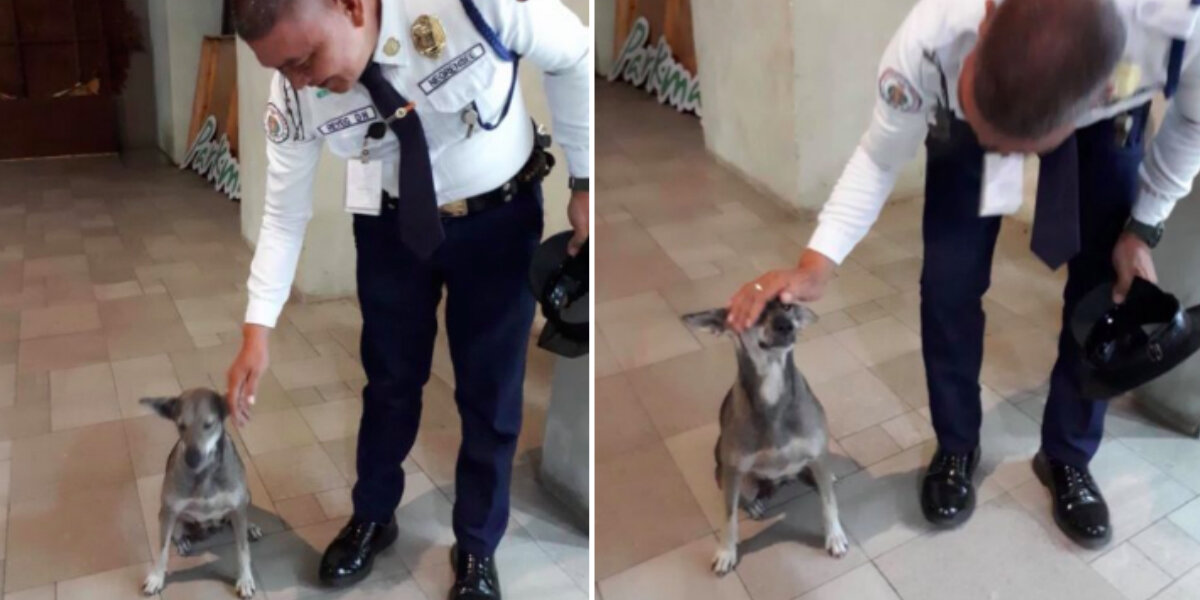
[148,0,224,164]
[689,0,923,211]
[596,0,616,74]
[235,0,587,299]
[115,0,158,150]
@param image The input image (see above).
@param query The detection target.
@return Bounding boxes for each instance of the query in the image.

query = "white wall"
[148,0,224,164]
[690,0,798,203]
[236,40,357,302]
[689,0,923,210]
[235,0,588,300]
[595,0,616,74]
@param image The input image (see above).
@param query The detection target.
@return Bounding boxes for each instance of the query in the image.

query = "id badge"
[345,160,383,216]
[980,153,1025,217]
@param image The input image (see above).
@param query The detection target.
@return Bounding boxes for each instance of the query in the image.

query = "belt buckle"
[440,199,469,218]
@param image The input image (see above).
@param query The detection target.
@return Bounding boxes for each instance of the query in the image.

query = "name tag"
[419,44,486,95]
[345,160,382,216]
[318,106,379,136]
[980,153,1026,217]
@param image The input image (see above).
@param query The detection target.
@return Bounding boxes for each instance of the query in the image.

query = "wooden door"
[0,0,131,159]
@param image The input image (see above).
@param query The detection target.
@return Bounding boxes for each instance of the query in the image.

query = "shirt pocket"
[417,43,498,118]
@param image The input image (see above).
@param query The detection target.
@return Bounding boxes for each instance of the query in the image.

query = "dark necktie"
[358,61,444,259]
[1030,134,1080,270]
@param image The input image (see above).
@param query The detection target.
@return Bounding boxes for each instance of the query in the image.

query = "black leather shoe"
[449,544,501,599]
[318,518,399,587]
[1033,451,1112,549]
[921,446,981,527]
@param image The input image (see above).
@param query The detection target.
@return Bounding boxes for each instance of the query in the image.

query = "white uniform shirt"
[809,0,1200,265]
[246,0,590,327]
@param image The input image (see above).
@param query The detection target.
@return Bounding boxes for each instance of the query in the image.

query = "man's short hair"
[232,0,303,42]
[973,0,1126,139]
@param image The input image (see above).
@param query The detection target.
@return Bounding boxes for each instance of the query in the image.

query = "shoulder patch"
[879,68,922,114]
[264,103,290,144]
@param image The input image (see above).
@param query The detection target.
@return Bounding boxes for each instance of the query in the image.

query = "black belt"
[382,144,555,219]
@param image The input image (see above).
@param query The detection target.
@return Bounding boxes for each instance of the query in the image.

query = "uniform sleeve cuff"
[807,224,860,266]
[1131,190,1177,225]
[245,300,281,329]
[565,147,590,180]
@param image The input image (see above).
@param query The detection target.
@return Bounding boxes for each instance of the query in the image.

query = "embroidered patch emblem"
[317,106,380,136]
[264,103,290,143]
[419,44,486,95]
[316,88,331,99]
[879,68,922,113]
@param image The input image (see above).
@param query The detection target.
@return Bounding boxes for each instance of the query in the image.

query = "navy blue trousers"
[350,182,543,556]
[921,104,1150,467]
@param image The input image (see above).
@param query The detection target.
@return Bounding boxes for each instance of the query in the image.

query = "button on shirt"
[246,0,590,327]
[809,0,1200,265]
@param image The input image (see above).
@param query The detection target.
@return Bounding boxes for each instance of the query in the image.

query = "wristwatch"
[568,176,589,193]
[1124,217,1165,248]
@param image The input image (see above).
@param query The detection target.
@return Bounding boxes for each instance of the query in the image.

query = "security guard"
[225,0,589,597]
[728,0,1200,550]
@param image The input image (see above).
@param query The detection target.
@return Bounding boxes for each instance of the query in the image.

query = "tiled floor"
[594,81,1200,600]
[0,156,587,599]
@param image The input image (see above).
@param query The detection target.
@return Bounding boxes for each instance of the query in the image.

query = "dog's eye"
[177,423,185,432]
[204,421,214,430]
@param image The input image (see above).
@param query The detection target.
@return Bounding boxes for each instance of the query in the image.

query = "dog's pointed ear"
[788,303,819,329]
[681,308,731,336]
[210,389,230,422]
[140,396,180,420]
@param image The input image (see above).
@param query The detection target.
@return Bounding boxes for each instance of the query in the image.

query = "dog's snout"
[773,316,795,336]
[184,447,202,469]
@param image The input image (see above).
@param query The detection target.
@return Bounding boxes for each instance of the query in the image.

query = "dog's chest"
[744,437,822,480]
[176,490,245,525]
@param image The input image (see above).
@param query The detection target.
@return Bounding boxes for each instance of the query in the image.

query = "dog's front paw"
[825,523,849,558]
[235,575,256,598]
[744,499,766,520]
[711,547,738,576]
[142,572,166,596]
[248,523,263,542]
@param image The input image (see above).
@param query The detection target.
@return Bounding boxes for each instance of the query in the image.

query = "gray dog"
[140,388,262,598]
[683,300,849,576]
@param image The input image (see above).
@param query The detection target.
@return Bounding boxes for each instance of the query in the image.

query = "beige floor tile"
[237,408,317,456]
[596,442,711,580]
[624,342,735,440]
[49,362,121,431]
[806,270,897,316]
[0,401,51,443]
[0,363,14,407]
[875,495,1124,600]
[4,480,149,592]
[315,487,354,520]
[663,423,728,531]
[656,267,761,324]
[270,356,344,391]
[22,255,88,280]
[298,399,362,443]
[320,437,359,484]
[18,331,108,373]
[56,562,151,600]
[123,414,178,477]
[92,280,142,301]
[252,443,346,501]
[253,519,418,599]
[834,442,937,558]
[832,317,921,368]
[1156,564,1200,600]
[797,563,901,600]
[111,354,182,419]
[809,369,909,440]
[19,303,100,340]
[9,421,133,503]
[1091,542,1172,600]
[838,426,903,468]
[97,293,182,331]
[3,584,54,600]
[793,335,862,385]
[879,411,936,450]
[274,494,329,530]
[105,319,196,362]
[598,535,753,600]
[1130,519,1200,577]
[598,292,702,372]
[596,375,660,464]
[869,350,929,409]
[595,221,690,304]
[980,326,1059,399]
